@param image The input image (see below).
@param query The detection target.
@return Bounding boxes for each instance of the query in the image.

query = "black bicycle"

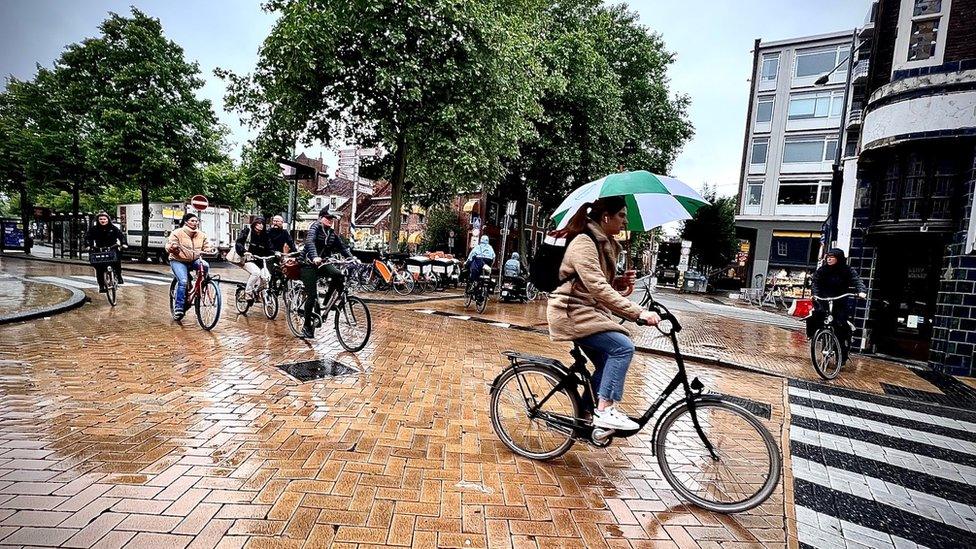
[284,257,372,352]
[464,263,493,314]
[810,293,858,380]
[89,244,123,306]
[489,295,781,513]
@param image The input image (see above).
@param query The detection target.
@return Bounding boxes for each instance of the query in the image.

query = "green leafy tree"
[240,146,289,217]
[0,81,39,253]
[221,0,545,250]
[57,9,222,260]
[681,186,737,274]
[421,207,464,255]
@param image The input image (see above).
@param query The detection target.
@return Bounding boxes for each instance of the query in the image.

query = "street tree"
[0,81,38,253]
[681,186,738,274]
[58,9,222,261]
[421,207,464,255]
[220,0,545,250]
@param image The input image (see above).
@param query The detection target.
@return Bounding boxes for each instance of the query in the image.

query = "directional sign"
[338,157,358,167]
[190,195,209,211]
[357,147,380,157]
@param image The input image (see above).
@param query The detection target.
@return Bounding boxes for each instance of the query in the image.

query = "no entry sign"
[190,195,209,211]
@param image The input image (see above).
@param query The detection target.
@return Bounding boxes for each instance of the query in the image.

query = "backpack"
[529,230,597,292]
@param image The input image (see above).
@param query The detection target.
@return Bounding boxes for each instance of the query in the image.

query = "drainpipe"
[827,29,859,247]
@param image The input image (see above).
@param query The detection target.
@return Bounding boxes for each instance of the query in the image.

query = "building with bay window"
[736,31,855,297]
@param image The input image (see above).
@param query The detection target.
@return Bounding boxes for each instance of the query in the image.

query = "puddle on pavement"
[277,359,359,382]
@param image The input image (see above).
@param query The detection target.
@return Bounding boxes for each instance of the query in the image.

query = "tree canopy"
[681,186,738,274]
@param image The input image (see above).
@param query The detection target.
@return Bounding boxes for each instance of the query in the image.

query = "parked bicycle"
[169,251,222,330]
[464,263,493,314]
[360,253,414,296]
[284,257,372,352]
[810,293,858,380]
[489,294,781,513]
[89,244,123,306]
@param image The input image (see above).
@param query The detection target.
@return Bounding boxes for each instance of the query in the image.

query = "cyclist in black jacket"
[809,248,867,362]
[300,206,354,338]
[85,212,125,292]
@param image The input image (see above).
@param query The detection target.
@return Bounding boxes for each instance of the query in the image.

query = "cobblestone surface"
[0,260,792,548]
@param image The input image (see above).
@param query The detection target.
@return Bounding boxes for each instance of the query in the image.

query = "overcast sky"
[0,0,871,197]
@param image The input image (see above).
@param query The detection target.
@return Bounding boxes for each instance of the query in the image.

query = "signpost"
[190,195,209,211]
[338,146,382,226]
[677,239,692,290]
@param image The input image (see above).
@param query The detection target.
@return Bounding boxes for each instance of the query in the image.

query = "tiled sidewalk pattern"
[788,380,976,548]
[0,260,790,548]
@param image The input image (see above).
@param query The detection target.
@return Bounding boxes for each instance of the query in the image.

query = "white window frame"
[760,53,780,84]
[525,203,535,226]
[782,135,839,164]
[793,45,850,79]
[777,180,832,206]
[787,90,845,121]
[746,182,764,207]
[750,137,769,167]
[893,0,952,73]
[755,96,775,125]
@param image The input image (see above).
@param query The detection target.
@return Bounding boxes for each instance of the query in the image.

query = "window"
[787,90,844,120]
[777,181,831,205]
[794,45,850,78]
[750,138,769,165]
[525,203,536,226]
[746,183,763,206]
[330,196,338,208]
[760,53,779,83]
[895,0,950,68]
[783,135,838,163]
[755,97,774,124]
[535,231,543,250]
[523,229,532,249]
[777,241,788,256]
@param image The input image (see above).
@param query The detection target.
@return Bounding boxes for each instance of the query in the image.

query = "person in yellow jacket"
[167,212,212,320]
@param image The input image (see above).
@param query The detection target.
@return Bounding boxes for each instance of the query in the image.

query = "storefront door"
[872,235,943,360]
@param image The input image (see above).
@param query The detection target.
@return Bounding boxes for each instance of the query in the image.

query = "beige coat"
[546,221,644,341]
[167,227,210,262]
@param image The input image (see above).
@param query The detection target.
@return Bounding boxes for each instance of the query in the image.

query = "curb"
[361,294,464,305]
[0,278,88,325]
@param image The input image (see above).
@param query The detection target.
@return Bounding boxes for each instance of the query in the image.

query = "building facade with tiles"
[840,0,976,375]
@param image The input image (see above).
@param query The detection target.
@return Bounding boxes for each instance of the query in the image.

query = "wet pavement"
[0,272,74,319]
[0,258,974,548]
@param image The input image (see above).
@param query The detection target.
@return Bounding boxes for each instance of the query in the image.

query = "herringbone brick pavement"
[0,260,790,548]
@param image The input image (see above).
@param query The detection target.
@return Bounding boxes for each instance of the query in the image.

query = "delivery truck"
[117,202,250,262]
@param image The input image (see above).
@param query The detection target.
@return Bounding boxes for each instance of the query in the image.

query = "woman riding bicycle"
[167,212,211,321]
[547,197,660,431]
[809,248,867,363]
[235,216,273,307]
[85,211,125,293]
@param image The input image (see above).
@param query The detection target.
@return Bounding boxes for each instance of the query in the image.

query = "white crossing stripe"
[789,386,976,433]
[790,403,976,455]
[790,425,976,485]
[795,506,924,549]
[32,276,98,289]
[119,275,170,286]
[132,273,175,282]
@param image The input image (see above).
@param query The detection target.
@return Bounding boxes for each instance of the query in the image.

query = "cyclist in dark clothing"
[85,212,125,292]
[267,215,296,253]
[300,206,354,338]
[809,248,867,362]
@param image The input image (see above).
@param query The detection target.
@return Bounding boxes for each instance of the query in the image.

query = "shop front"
[764,230,821,299]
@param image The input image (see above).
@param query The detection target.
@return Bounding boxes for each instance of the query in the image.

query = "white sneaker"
[593,406,639,431]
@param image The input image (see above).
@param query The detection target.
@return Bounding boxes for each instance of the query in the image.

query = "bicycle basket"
[89,250,118,265]
[281,258,301,280]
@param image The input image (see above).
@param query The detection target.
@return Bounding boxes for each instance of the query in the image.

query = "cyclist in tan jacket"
[167,213,211,320]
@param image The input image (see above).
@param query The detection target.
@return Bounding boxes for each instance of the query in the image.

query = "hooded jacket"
[504,253,524,277]
[167,226,210,263]
[546,220,644,341]
[812,248,866,298]
[467,236,496,262]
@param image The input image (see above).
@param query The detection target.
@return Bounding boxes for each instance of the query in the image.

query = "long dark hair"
[554,196,627,239]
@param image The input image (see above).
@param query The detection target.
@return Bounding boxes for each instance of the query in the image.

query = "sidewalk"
[0,271,86,323]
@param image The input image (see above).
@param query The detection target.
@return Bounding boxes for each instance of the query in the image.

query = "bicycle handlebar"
[634,294,682,335]
[813,293,859,301]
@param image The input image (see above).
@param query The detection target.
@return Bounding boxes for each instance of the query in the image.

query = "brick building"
[839,0,976,375]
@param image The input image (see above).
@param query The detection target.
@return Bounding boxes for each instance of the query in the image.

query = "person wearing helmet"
[810,248,867,363]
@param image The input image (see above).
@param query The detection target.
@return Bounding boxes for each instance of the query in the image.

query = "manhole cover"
[278,359,358,382]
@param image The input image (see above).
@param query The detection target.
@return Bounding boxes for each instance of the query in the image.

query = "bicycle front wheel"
[104,270,117,307]
[393,271,414,296]
[490,365,580,461]
[476,292,488,314]
[285,282,307,337]
[656,400,781,514]
[263,288,279,319]
[169,279,179,316]
[334,296,371,352]
[196,279,222,331]
[811,329,843,380]
[235,287,251,314]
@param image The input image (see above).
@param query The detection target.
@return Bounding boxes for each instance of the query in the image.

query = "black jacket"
[267,227,296,254]
[812,264,866,298]
[302,221,351,261]
[85,223,124,249]
[235,227,273,257]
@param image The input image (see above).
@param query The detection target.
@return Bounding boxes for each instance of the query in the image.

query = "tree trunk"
[387,133,407,252]
[70,183,80,259]
[140,184,150,262]
[19,184,32,254]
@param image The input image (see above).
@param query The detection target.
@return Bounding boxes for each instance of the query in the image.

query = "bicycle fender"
[649,394,727,455]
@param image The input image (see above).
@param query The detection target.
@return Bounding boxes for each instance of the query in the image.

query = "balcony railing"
[847,107,863,129]
[852,59,869,83]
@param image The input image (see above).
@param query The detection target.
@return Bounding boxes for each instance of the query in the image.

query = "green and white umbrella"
[550,170,709,231]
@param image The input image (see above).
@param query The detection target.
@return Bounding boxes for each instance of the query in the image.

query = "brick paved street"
[2,257,975,548]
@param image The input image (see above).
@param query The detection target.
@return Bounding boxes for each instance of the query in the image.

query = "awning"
[462,199,480,213]
[407,231,423,245]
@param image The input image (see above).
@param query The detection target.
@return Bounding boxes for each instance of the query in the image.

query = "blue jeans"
[577,331,635,403]
[170,259,209,311]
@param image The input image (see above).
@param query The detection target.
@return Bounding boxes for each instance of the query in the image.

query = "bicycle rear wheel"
[525,282,538,301]
[656,400,780,514]
[104,270,117,306]
[490,365,580,460]
[195,279,222,330]
[393,270,414,295]
[169,279,179,316]
[476,291,488,313]
[811,329,843,380]
[285,282,307,337]
[235,287,251,314]
[334,295,371,352]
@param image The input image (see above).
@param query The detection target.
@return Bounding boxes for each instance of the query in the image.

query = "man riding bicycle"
[85,211,125,293]
[300,206,354,339]
[466,235,496,292]
[268,215,296,254]
[809,248,867,363]
[167,212,211,321]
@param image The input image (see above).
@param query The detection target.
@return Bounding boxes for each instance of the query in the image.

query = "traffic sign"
[357,147,380,157]
[190,195,209,211]
[338,157,358,168]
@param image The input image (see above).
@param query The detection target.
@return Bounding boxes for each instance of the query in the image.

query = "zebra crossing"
[32,273,173,289]
[788,379,976,549]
